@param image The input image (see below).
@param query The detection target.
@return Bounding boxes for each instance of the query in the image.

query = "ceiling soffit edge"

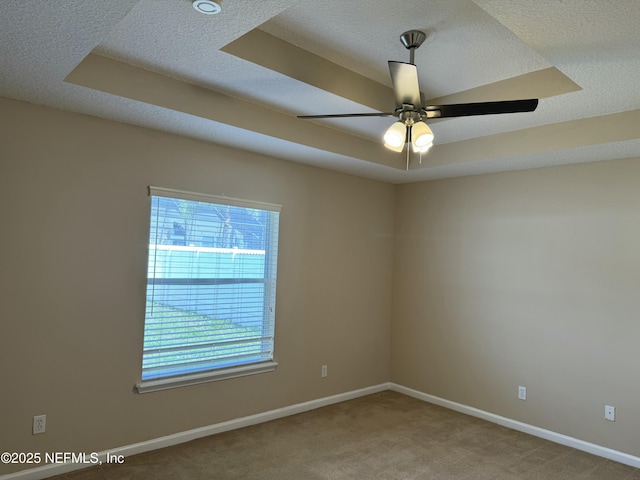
[64,53,403,169]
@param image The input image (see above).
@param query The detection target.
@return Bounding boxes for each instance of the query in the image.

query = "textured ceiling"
[1,0,640,183]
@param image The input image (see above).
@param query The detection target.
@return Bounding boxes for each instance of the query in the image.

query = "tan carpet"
[53,391,640,479]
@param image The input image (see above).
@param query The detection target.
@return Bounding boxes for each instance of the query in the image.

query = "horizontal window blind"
[142,188,280,381]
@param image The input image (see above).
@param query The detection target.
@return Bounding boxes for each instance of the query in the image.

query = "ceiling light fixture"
[383,121,407,152]
[192,0,222,14]
[383,115,434,154]
[410,121,434,148]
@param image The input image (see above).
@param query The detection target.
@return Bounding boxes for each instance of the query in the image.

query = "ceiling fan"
[298,30,538,161]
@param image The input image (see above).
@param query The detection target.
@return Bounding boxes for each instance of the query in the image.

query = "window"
[136,187,280,392]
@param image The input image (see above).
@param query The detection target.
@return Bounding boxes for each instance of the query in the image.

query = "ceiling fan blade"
[425,99,538,118]
[388,61,422,108]
[298,112,395,119]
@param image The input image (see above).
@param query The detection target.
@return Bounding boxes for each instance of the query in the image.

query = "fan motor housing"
[398,108,423,124]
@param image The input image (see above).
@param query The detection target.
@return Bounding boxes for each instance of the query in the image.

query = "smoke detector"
[193,0,222,14]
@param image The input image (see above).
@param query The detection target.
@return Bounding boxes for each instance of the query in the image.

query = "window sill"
[135,361,278,394]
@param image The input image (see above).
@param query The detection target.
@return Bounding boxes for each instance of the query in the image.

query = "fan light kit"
[193,0,222,14]
[298,30,539,167]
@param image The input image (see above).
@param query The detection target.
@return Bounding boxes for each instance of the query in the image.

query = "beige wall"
[392,160,640,457]
[3,95,640,475]
[0,98,394,474]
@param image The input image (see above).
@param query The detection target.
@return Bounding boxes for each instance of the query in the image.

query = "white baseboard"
[390,383,640,469]
[5,381,638,479]
[0,383,390,480]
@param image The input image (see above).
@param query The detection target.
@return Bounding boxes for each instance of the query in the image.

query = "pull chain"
[406,144,410,170]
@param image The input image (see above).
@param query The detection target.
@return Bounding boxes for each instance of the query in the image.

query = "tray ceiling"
[2,0,640,183]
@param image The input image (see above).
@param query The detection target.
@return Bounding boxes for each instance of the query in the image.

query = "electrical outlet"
[33,415,46,435]
[605,405,615,422]
[518,386,527,400]
[321,365,327,378]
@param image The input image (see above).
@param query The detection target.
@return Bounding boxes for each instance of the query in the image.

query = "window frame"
[135,186,281,393]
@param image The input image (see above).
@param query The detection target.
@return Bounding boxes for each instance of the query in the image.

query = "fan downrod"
[400,30,427,64]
